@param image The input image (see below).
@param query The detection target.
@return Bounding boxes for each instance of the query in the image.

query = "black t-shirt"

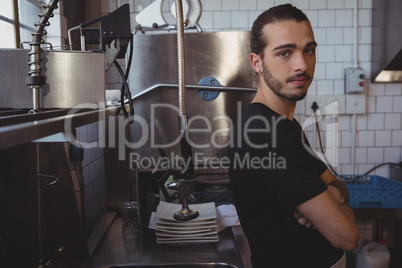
[228,103,343,268]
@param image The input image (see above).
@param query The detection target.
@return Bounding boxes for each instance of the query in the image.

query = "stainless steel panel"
[128,31,256,95]
[128,85,255,168]
[0,49,105,109]
[371,0,402,82]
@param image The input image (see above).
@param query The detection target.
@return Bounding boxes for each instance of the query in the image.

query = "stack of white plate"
[149,201,218,244]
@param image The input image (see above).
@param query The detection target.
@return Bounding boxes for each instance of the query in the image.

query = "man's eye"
[278,51,290,57]
[305,48,315,55]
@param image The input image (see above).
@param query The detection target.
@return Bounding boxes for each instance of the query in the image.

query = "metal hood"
[371,0,402,82]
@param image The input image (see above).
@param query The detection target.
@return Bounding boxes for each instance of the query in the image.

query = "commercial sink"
[86,218,250,268]
[104,263,237,267]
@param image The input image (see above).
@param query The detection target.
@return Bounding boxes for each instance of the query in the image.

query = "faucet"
[153,0,200,221]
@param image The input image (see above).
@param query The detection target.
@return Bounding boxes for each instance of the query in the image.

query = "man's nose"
[293,53,308,72]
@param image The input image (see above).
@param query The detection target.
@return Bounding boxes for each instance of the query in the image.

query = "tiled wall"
[96,0,402,252]
[77,122,107,236]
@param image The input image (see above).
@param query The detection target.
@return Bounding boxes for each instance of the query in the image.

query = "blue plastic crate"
[337,175,402,209]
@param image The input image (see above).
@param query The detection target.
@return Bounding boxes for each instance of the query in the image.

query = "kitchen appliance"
[0,49,105,109]
[371,0,402,82]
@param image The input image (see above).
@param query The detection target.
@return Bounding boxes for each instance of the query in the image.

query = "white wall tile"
[275,0,290,6]
[341,130,351,147]
[239,0,257,10]
[292,0,309,9]
[375,131,392,147]
[318,10,335,27]
[384,147,401,163]
[338,147,351,164]
[317,80,334,95]
[317,45,335,62]
[257,0,275,10]
[385,84,402,96]
[344,0,353,9]
[359,27,371,44]
[357,44,370,62]
[222,0,239,10]
[376,96,393,113]
[338,116,350,131]
[368,83,385,96]
[393,97,402,113]
[358,9,371,27]
[213,11,231,28]
[335,45,352,62]
[248,11,261,27]
[199,11,214,29]
[392,131,402,146]
[310,0,326,9]
[328,0,344,9]
[313,27,326,45]
[356,115,367,130]
[204,0,222,11]
[335,10,352,27]
[230,11,248,28]
[358,130,374,147]
[326,28,343,44]
[361,0,372,9]
[305,10,318,27]
[326,62,343,79]
[343,27,354,44]
[367,114,384,130]
[385,114,402,130]
[366,96,376,113]
[355,147,367,163]
[367,147,384,163]
[334,80,344,94]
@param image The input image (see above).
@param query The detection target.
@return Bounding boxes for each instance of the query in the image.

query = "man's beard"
[262,62,311,101]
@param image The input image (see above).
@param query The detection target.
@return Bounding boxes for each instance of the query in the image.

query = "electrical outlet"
[305,95,326,115]
[306,95,346,115]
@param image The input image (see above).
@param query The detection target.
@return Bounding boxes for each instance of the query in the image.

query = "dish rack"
[338,175,402,209]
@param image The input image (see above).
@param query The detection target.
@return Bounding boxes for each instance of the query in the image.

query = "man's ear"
[250,52,262,73]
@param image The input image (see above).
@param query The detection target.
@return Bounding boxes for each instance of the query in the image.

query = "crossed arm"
[294,169,359,250]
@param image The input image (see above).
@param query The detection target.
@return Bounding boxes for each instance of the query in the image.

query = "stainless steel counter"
[85,217,251,268]
[0,106,121,151]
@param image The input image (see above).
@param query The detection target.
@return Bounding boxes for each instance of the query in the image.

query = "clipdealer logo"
[62,101,339,170]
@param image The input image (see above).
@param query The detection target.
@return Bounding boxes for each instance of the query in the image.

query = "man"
[228,4,359,268]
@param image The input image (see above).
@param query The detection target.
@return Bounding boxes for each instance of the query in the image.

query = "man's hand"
[294,176,347,229]
[327,185,345,204]
[294,209,315,229]
[320,169,350,204]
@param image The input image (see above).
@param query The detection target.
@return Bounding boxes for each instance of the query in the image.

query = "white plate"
[155,224,213,232]
[156,228,217,234]
[157,234,219,244]
[155,217,217,227]
[155,229,217,237]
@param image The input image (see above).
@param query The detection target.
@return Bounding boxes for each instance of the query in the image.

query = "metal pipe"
[175,0,186,118]
[26,0,60,112]
[353,0,359,68]
[34,143,43,267]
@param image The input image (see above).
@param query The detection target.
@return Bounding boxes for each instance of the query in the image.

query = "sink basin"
[104,263,238,268]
